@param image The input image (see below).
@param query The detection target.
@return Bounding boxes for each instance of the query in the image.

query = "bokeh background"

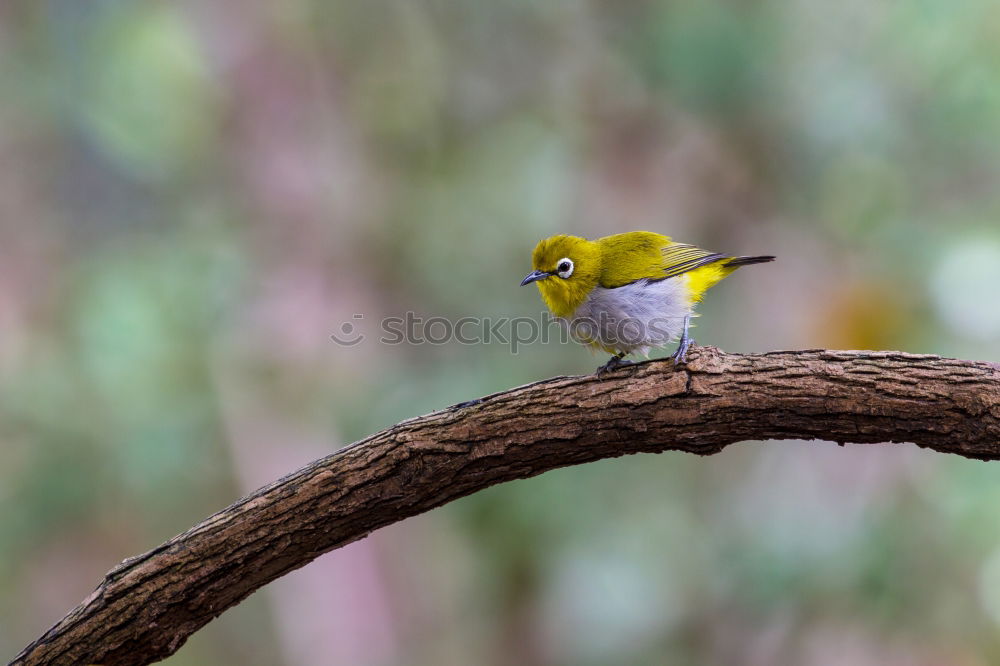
[3,1,1000,664]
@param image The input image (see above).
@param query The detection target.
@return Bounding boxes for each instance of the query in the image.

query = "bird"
[520,231,774,374]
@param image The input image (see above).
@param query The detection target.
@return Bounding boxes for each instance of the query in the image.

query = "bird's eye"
[556,258,574,278]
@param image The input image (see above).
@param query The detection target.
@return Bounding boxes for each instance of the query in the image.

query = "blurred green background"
[3,1,1000,664]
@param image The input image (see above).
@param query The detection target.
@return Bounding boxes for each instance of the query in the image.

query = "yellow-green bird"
[521,231,774,374]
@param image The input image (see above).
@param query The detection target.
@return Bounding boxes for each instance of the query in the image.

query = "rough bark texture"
[11,347,1000,665]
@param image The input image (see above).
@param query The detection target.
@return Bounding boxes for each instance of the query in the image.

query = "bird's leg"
[671,315,694,365]
[596,351,633,376]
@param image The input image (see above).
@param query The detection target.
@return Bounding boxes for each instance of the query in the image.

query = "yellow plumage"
[522,231,774,373]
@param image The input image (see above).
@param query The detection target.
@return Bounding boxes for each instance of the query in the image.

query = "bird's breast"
[567,277,693,353]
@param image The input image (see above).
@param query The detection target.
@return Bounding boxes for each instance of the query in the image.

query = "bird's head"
[521,235,602,317]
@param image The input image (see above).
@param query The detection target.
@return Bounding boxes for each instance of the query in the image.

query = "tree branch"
[12,348,1000,665]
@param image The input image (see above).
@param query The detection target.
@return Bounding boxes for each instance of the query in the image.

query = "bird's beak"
[520,270,550,286]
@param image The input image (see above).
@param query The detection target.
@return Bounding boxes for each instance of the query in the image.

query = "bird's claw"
[671,337,694,365]
[596,355,634,376]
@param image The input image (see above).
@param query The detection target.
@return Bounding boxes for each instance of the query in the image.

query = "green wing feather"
[659,243,728,278]
[596,232,727,288]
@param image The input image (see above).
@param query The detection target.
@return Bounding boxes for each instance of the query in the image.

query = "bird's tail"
[686,254,775,302]
[724,255,776,267]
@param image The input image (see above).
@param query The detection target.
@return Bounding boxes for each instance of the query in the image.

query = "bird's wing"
[597,232,728,288]
[659,243,728,279]
[597,231,670,288]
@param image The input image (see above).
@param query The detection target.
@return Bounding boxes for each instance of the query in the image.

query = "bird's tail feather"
[724,255,776,267]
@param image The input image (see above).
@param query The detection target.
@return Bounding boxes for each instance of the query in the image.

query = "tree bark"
[11,347,1000,665]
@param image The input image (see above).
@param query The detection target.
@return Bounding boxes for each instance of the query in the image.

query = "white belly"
[568,277,692,355]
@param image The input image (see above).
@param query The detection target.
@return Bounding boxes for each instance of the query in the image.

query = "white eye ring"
[556,257,574,279]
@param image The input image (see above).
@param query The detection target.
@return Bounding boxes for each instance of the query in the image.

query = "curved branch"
[12,348,1000,665]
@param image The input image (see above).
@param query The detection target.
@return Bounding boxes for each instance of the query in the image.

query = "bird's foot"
[671,337,695,365]
[596,354,633,376]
